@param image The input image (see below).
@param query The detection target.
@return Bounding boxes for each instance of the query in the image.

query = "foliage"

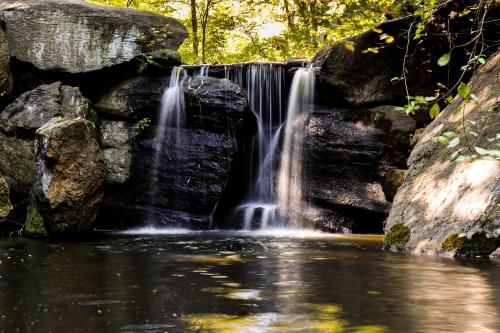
[85,0,416,64]
[134,118,151,131]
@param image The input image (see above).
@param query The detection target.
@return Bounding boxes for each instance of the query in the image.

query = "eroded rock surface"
[384,52,500,256]
[0,82,94,136]
[0,176,12,219]
[0,0,187,73]
[26,118,106,236]
[0,14,12,101]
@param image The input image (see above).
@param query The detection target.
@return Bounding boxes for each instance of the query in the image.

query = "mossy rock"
[25,205,48,238]
[442,233,499,256]
[384,223,411,249]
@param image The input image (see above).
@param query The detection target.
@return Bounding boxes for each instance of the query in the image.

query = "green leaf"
[446,95,454,104]
[452,105,462,115]
[450,148,464,161]
[474,147,488,155]
[433,136,449,145]
[447,137,460,148]
[344,41,355,52]
[458,82,471,100]
[437,53,450,66]
[443,131,457,138]
[429,103,440,119]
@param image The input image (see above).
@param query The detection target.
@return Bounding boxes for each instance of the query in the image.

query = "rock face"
[0,0,187,73]
[0,14,12,100]
[97,75,254,229]
[384,52,500,256]
[26,118,106,236]
[0,82,94,136]
[0,176,12,219]
[0,133,36,197]
[98,119,137,184]
[301,105,414,233]
[312,2,499,107]
[95,77,168,120]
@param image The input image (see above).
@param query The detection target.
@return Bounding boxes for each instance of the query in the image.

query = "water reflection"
[0,233,499,332]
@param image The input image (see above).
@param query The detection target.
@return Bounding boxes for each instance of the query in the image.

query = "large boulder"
[26,117,106,236]
[0,0,187,73]
[0,14,12,100]
[384,52,500,256]
[95,76,168,120]
[97,76,254,229]
[301,105,414,232]
[0,133,36,197]
[312,2,499,107]
[0,176,12,219]
[0,82,94,136]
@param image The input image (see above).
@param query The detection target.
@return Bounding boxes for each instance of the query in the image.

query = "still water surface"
[0,228,499,332]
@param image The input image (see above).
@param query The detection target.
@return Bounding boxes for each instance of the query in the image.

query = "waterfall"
[276,66,315,227]
[147,63,314,229]
[224,63,286,229]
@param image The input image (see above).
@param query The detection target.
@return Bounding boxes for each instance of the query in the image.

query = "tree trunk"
[283,0,295,32]
[190,0,199,57]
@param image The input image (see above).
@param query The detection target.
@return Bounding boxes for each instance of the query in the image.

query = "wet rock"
[300,106,405,233]
[384,52,500,256]
[184,76,250,133]
[27,118,106,236]
[0,176,12,219]
[95,77,168,120]
[98,76,254,229]
[98,119,137,184]
[0,133,36,197]
[0,0,187,73]
[0,14,12,102]
[0,82,94,136]
[490,248,500,259]
[382,169,406,202]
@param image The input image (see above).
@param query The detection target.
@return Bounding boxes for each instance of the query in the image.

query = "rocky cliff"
[383,51,500,256]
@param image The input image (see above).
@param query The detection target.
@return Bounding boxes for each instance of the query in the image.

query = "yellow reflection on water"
[183,303,388,333]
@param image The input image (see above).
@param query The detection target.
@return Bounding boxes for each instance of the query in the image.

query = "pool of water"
[1,229,499,332]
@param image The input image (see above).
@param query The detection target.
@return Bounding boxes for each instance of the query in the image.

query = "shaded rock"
[0,14,12,101]
[98,119,137,184]
[369,105,416,133]
[382,169,406,202]
[184,76,250,133]
[27,117,106,236]
[0,176,12,219]
[0,133,36,197]
[97,76,253,229]
[410,128,425,147]
[137,49,182,74]
[312,2,499,107]
[95,77,168,120]
[0,0,187,73]
[384,52,500,256]
[301,105,411,233]
[0,82,94,136]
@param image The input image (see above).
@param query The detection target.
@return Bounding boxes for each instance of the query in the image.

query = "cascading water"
[276,66,315,227]
[148,62,314,230]
[224,63,315,229]
[147,66,187,224]
[224,63,287,229]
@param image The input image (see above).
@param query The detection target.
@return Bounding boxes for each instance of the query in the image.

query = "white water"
[147,63,314,230]
[276,66,315,227]
[224,63,287,229]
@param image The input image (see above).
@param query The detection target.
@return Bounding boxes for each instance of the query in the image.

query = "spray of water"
[276,66,315,227]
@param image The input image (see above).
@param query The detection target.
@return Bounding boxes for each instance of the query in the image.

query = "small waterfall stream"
[276,66,315,227]
[149,63,314,229]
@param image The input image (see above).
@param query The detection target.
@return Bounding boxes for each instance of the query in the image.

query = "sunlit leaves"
[437,53,450,66]
[344,41,355,52]
[429,103,440,119]
[457,82,471,100]
[379,33,394,43]
[362,47,379,54]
